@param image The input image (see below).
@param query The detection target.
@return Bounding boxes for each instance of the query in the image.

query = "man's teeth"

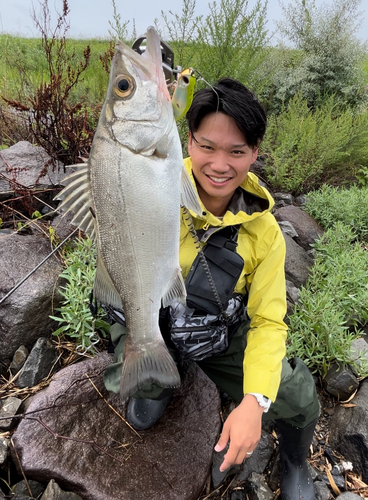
[209,176,229,184]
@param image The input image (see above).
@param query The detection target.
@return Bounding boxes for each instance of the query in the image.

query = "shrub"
[261,93,368,193]
[50,237,109,354]
[266,0,368,112]
[287,222,368,376]
[303,184,368,241]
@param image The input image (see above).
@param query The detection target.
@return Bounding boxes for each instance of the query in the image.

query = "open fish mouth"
[115,27,170,101]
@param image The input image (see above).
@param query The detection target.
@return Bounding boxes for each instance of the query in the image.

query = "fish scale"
[56,26,202,401]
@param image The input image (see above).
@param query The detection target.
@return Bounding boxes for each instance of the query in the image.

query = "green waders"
[103,321,320,427]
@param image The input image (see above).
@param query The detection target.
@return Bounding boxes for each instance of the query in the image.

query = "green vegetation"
[261,94,368,194]
[287,222,368,377]
[50,237,109,354]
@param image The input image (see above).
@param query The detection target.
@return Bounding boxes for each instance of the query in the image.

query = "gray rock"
[329,378,368,482]
[10,345,29,375]
[51,212,76,241]
[279,221,299,239]
[211,444,241,488]
[17,337,59,388]
[40,480,82,500]
[0,141,64,201]
[294,195,308,206]
[286,280,300,304]
[231,490,246,500]
[245,473,273,500]
[336,493,365,499]
[0,488,5,499]
[0,397,22,430]
[284,234,314,288]
[314,480,332,500]
[273,193,294,205]
[275,205,324,251]
[13,480,45,498]
[323,362,359,401]
[349,338,368,372]
[0,437,9,466]
[12,353,221,500]
[0,233,63,362]
[234,430,274,485]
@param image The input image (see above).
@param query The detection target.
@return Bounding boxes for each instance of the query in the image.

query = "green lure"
[171,68,196,120]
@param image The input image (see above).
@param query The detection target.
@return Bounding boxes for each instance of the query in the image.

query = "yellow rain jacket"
[180,158,287,402]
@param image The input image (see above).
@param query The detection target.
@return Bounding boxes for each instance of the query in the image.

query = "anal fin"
[162,268,186,307]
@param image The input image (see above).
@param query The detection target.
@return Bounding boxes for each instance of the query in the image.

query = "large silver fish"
[56,27,201,401]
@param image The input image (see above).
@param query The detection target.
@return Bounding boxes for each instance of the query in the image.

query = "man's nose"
[211,150,231,173]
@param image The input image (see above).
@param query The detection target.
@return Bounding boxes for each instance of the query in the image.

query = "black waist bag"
[185,225,244,315]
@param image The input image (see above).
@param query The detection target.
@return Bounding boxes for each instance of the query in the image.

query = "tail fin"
[120,340,181,401]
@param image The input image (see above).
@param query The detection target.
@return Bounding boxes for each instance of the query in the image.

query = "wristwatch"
[248,393,271,413]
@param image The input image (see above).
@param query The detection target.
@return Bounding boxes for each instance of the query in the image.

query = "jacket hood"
[184,157,274,227]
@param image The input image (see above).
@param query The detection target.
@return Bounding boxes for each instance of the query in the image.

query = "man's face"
[188,112,258,215]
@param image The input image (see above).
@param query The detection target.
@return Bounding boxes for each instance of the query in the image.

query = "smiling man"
[104,78,320,500]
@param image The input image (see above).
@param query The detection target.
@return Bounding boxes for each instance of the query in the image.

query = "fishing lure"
[171,68,196,120]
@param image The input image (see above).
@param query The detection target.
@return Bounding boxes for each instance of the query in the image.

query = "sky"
[0,0,367,44]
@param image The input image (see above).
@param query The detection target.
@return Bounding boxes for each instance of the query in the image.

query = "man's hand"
[214,394,264,472]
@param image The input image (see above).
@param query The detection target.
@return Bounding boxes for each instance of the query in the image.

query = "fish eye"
[113,74,135,98]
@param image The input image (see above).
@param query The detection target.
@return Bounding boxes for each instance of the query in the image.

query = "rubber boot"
[275,418,317,500]
[126,389,173,431]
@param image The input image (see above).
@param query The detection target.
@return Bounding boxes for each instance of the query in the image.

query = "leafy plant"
[267,0,368,112]
[287,222,368,376]
[303,184,368,241]
[50,237,109,354]
[261,93,368,193]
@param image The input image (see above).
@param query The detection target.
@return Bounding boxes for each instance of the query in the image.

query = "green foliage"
[261,93,368,193]
[266,0,368,112]
[303,185,368,241]
[287,222,368,377]
[195,0,269,87]
[50,237,109,354]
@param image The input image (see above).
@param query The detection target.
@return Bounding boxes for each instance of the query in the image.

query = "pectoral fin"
[181,165,202,216]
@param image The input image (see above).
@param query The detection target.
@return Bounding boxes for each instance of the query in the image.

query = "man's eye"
[201,145,213,150]
[232,150,245,155]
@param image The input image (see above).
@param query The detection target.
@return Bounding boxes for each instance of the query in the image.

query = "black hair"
[186,78,267,148]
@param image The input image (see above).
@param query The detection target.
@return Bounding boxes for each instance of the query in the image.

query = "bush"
[287,222,368,376]
[303,184,368,240]
[266,0,368,112]
[50,237,109,354]
[261,93,368,193]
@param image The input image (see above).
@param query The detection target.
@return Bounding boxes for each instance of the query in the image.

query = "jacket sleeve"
[243,225,287,401]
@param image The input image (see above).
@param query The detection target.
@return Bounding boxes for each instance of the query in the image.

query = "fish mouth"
[114,27,169,100]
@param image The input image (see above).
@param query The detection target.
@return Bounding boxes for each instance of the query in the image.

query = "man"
[104,78,320,500]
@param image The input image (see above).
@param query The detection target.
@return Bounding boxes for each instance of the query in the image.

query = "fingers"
[214,426,230,453]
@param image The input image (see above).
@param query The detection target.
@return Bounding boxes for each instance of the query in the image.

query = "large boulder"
[0,233,63,361]
[12,353,221,500]
[275,205,324,251]
[283,234,313,289]
[328,379,368,483]
[0,141,64,201]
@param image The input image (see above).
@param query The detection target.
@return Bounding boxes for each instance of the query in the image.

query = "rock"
[0,436,9,466]
[283,234,314,288]
[349,338,368,373]
[17,337,58,388]
[314,480,332,500]
[273,193,294,206]
[211,445,241,488]
[245,473,273,500]
[13,480,46,498]
[294,195,308,206]
[0,141,64,201]
[10,345,29,376]
[40,480,82,500]
[323,363,359,401]
[286,280,300,304]
[0,233,63,362]
[275,205,324,251]
[51,212,76,241]
[234,430,274,485]
[12,353,221,500]
[231,490,246,500]
[278,221,299,239]
[329,379,368,482]
[336,493,365,499]
[0,397,22,430]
